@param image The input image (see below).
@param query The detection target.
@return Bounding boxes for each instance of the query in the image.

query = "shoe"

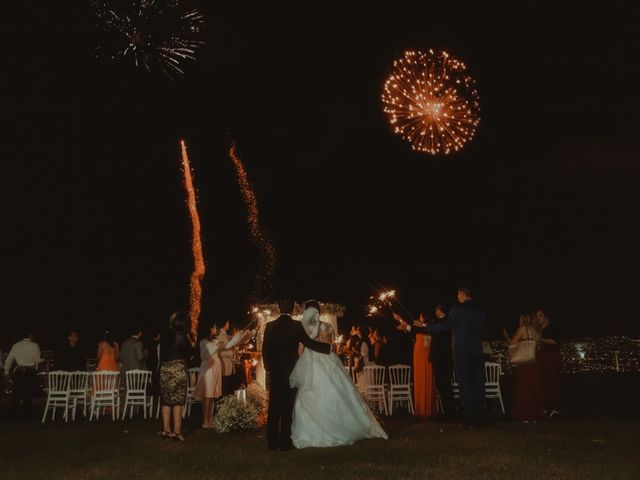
[548,410,560,418]
[280,442,294,451]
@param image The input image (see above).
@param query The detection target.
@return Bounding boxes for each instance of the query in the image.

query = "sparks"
[91,0,205,81]
[229,142,276,301]
[180,140,205,340]
[382,49,481,155]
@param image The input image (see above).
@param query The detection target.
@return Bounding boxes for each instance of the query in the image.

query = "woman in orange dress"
[97,331,119,371]
[413,317,436,417]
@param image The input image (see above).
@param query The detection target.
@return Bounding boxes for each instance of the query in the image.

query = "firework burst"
[229,142,277,301]
[91,0,205,80]
[382,49,480,155]
[180,140,205,340]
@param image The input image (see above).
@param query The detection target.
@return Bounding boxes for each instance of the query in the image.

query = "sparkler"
[229,142,277,302]
[91,0,205,80]
[180,140,205,340]
[382,49,480,155]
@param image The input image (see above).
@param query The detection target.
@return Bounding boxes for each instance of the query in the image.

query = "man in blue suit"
[399,287,487,428]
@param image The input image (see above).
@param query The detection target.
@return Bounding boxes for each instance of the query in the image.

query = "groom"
[262,297,332,450]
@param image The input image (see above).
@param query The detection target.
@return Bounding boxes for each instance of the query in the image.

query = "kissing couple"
[262,298,388,450]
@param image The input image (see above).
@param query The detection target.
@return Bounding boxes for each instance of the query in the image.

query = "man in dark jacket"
[400,287,487,428]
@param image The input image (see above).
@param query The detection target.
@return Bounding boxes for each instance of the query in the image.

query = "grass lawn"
[1,411,639,480]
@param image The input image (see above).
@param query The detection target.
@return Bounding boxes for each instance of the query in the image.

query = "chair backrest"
[187,367,200,389]
[484,362,500,385]
[68,371,88,392]
[388,365,411,387]
[92,371,120,393]
[48,371,70,393]
[363,365,385,387]
[125,370,151,391]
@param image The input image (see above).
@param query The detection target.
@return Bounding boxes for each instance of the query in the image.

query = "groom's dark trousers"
[262,314,331,449]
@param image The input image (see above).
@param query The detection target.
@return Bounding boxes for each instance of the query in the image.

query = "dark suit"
[428,320,455,420]
[417,300,487,427]
[262,314,331,449]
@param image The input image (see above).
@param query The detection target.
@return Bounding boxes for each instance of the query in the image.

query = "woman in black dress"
[159,312,192,441]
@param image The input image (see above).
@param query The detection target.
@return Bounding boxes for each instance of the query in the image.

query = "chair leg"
[498,392,505,414]
[42,399,49,423]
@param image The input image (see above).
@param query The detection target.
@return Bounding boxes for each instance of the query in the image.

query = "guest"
[536,309,561,418]
[411,314,436,417]
[375,332,393,366]
[345,325,361,378]
[368,326,376,346]
[355,325,373,373]
[4,331,42,418]
[399,287,487,428]
[217,319,236,396]
[96,331,119,371]
[503,314,543,423]
[58,330,85,371]
[146,332,162,395]
[194,321,255,428]
[430,305,455,422]
[120,328,145,373]
[372,329,385,363]
[159,312,193,441]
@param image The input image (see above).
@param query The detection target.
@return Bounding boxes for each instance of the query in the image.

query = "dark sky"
[4,2,640,349]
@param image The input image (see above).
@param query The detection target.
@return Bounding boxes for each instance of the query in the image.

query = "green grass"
[1,413,639,480]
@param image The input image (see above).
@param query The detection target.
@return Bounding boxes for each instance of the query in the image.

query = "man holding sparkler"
[398,287,487,429]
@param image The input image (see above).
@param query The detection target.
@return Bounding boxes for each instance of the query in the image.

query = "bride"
[290,300,388,448]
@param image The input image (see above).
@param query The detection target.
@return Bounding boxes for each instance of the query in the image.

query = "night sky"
[5,3,640,350]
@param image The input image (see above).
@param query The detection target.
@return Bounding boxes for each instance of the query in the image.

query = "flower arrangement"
[213,395,260,433]
[246,383,269,427]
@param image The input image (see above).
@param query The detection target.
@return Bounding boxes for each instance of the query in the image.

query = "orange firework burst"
[382,49,480,155]
[229,142,276,301]
[180,140,205,340]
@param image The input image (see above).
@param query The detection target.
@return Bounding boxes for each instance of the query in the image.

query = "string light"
[382,49,480,155]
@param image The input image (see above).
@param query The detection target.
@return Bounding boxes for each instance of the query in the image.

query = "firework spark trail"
[229,142,276,301]
[382,49,481,155]
[91,0,205,80]
[180,140,205,340]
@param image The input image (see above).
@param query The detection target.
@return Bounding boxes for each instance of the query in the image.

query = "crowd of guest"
[504,309,562,423]
[349,287,562,428]
[1,314,257,431]
[2,292,562,431]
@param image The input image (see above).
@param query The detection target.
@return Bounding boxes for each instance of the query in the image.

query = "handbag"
[508,326,537,365]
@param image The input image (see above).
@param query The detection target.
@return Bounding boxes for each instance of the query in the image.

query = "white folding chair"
[388,364,414,415]
[484,362,505,414]
[122,370,153,419]
[42,371,71,423]
[67,371,89,420]
[361,365,388,415]
[89,371,120,421]
[451,369,460,400]
[184,367,201,418]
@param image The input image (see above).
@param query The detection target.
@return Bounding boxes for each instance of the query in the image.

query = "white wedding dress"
[290,307,388,448]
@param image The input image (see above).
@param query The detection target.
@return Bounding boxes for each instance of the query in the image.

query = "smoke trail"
[180,140,205,340]
[229,142,276,301]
